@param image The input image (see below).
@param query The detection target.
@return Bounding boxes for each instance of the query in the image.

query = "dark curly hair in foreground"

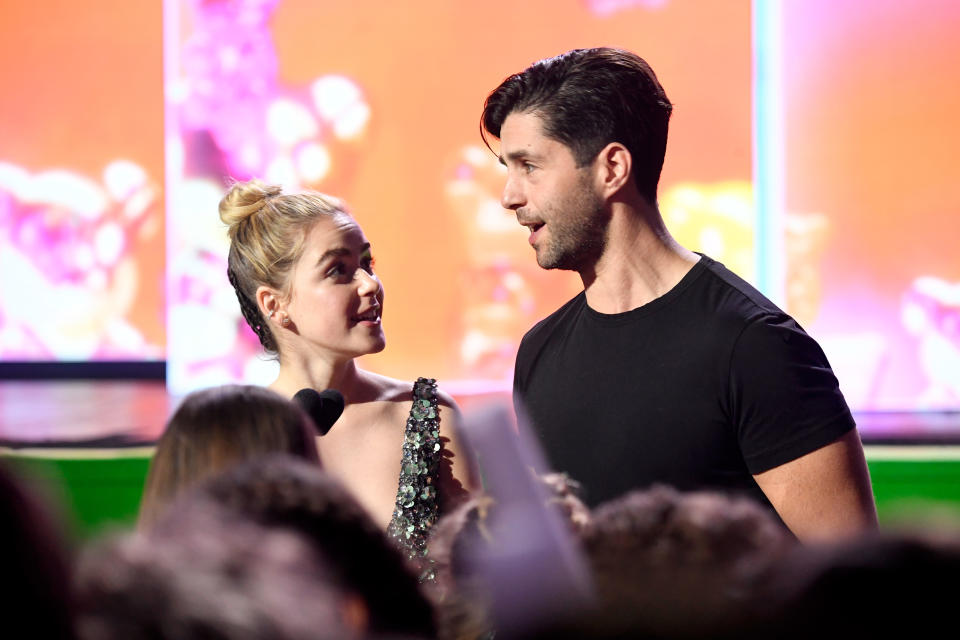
[152,455,437,638]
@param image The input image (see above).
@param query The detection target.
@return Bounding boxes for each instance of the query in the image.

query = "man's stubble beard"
[535,176,610,272]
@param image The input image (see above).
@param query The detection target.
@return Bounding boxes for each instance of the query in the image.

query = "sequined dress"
[386,377,443,580]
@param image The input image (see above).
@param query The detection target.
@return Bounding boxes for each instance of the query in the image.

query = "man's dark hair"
[481,47,673,204]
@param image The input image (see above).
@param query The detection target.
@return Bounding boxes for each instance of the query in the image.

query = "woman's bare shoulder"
[356,370,416,403]
[433,387,461,413]
[354,370,465,422]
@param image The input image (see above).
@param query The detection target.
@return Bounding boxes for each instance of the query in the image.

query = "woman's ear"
[256,286,281,322]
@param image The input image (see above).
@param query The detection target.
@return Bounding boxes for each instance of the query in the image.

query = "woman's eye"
[326,263,347,278]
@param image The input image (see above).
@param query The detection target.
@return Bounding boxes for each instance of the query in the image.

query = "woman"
[219,179,476,564]
[138,384,320,529]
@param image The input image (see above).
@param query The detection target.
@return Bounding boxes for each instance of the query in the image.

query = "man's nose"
[501,174,525,211]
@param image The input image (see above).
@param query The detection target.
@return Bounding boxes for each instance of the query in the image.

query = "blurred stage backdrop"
[1,0,958,416]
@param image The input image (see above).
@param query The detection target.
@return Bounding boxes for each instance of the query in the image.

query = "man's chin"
[535,247,579,271]
[534,249,555,270]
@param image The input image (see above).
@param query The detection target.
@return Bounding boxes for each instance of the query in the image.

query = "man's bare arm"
[753,429,878,541]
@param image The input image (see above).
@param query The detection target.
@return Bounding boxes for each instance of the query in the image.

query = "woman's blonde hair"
[219,179,346,354]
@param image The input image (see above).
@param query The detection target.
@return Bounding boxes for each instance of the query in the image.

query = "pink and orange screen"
[782,0,960,411]
[1,0,956,413]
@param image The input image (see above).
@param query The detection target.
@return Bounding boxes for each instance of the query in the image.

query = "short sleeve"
[512,334,529,416]
[729,314,856,474]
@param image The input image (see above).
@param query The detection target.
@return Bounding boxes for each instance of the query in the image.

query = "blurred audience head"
[427,475,590,640]
[139,384,319,528]
[75,507,358,640]
[539,472,592,537]
[153,455,436,638]
[567,484,795,639]
[427,493,497,640]
[583,484,793,570]
[0,462,76,639]
[758,531,960,638]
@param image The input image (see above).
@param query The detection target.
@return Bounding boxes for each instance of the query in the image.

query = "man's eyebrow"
[500,150,537,166]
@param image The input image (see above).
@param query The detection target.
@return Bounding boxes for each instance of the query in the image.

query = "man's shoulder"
[520,291,586,346]
[516,291,586,360]
[696,254,787,327]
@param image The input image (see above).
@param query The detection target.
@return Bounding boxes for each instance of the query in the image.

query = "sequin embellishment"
[387,377,442,580]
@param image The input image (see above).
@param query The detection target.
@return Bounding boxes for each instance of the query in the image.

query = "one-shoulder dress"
[386,377,444,580]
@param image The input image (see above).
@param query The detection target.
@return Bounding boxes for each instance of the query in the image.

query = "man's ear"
[594,142,632,197]
[256,285,282,321]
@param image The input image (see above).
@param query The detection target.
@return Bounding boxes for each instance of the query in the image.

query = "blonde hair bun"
[219,179,284,229]
[220,177,349,354]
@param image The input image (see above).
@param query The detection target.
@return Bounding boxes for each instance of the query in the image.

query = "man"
[480,48,877,540]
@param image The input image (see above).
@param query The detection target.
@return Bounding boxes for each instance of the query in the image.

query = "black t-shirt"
[513,254,855,509]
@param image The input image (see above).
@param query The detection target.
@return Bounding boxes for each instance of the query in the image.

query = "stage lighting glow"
[94,223,125,266]
[104,160,148,202]
[310,75,369,140]
[295,143,331,183]
[332,102,370,140]
[310,75,362,121]
[264,155,298,189]
[267,98,318,146]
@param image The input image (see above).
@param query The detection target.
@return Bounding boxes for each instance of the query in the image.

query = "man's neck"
[580,202,700,314]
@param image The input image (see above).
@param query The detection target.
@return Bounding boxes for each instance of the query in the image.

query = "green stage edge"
[2,449,153,539]
[3,445,960,540]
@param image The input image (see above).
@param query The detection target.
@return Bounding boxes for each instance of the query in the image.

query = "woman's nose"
[355,268,381,296]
